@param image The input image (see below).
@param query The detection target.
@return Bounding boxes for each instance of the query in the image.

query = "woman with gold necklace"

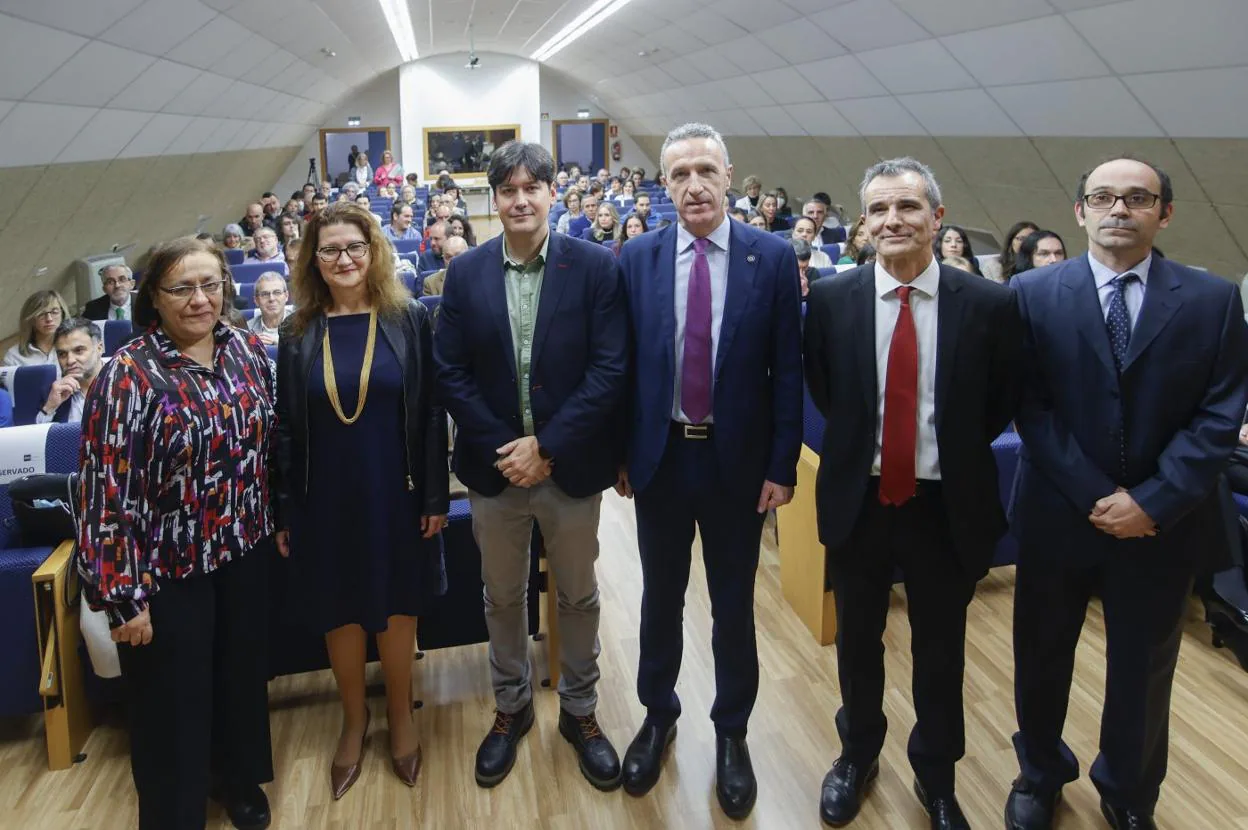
[276,202,448,800]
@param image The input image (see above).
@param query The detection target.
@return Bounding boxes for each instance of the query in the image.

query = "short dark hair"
[134,237,231,329]
[54,316,101,344]
[1075,155,1173,209]
[391,201,412,219]
[812,192,832,206]
[487,141,555,191]
[262,191,275,199]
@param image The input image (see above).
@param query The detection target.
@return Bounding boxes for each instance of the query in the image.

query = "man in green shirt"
[434,141,630,792]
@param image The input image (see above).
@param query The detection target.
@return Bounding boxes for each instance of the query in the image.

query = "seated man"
[248,227,283,263]
[384,202,421,241]
[247,272,290,345]
[423,235,468,296]
[633,192,652,222]
[37,317,105,424]
[85,263,134,321]
[418,221,448,272]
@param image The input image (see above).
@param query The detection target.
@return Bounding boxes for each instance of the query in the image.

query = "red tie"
[879,285,917,506]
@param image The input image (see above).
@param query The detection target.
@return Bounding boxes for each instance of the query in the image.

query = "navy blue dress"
[293,313,443,633]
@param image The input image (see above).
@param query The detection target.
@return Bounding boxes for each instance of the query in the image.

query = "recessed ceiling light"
[321,47,337,57]
[638,50,648,57]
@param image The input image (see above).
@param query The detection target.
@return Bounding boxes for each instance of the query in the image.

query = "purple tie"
[681,237,712,423]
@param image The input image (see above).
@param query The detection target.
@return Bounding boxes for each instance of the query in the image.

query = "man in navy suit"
[435,141,629,792]
[616,122,803,819]
[805,158,1021,830]
[1006,157,1248,830]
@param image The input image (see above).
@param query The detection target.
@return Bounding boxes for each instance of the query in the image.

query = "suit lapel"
[853,267,877,417]
[481,238,517,372]
[934,265,964,429]
[657,226,678,386]
[715,222,759,375]
[531,233,569,370]
[1122,257,1181,371]
[1061,257,1116,376]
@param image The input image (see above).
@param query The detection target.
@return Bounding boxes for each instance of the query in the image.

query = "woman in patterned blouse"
[77,236,278,830]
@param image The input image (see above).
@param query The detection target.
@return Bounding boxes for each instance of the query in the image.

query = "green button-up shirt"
[502,233,549,436]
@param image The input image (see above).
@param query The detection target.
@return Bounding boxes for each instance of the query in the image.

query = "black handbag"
[6,472,79,548]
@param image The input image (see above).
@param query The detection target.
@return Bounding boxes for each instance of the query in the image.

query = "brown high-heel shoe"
[330,710,370,801]
[391,744,423,787]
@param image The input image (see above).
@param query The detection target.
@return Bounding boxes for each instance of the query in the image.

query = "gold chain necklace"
[322,310,377,425]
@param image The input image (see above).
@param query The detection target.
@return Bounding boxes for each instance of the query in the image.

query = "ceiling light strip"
[378,0,419,62]
[531,0,633,62]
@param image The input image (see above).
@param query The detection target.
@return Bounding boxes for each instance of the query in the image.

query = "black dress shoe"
[558,709,622,791]
[1101,798,1157,830]
[1205,594,1248,671]
[622,721,677,796]
[913,779,969,830]
[716,735,757,820]
[819,756,879,827]
[1004,776,1061,830]
[475,703,535,788]
[210,781,271,830]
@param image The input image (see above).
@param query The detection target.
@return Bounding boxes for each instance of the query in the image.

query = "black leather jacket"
[274,299,449,527]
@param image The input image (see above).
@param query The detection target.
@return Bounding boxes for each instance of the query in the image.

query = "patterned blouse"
[77,323,277,626]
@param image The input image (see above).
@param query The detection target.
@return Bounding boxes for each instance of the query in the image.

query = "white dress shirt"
[35,391,83,424]
[248,309,291,340]
[872,257,941,480]
[672,216,731,423]
[1089,251,1150,330]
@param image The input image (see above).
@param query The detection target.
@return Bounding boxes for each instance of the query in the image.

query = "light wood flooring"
[3,492,1248,829]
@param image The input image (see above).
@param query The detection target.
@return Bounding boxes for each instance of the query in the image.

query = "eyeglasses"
[316,242,370,262]
[159,280,226,300]
[102,277,132,288]
[1082,191,1161,211]
[34,309,63,320]
[255,290,288,301]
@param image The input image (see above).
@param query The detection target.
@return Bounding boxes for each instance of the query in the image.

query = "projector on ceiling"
[466,54,480,69]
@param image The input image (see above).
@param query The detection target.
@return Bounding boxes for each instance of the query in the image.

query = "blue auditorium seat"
[822,243,842,262]
[11,365,57,426]
[418,295,441,315]
[236,282,257,310]
[225,248,245,265]
[264,344,277,362]
[815,267,838,281]
[392,239,422,255]
[230,261,288,284]
[398,252,420,271]
[399,272,424,296]
[102,319,134,357]
[0,423,82,716]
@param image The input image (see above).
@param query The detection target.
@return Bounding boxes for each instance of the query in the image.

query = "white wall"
[399,53,541,187]
[539,68,655,175]
[271,68,402,198]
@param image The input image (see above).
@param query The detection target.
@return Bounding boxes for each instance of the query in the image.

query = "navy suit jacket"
[417,249,442,273]
[620,219,803,500]
[1012,254,1248,569]
[434,231,629,499]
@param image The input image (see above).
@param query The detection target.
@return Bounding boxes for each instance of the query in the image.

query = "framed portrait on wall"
[422,125,520,179]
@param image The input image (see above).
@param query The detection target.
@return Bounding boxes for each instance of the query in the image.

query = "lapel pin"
[747,254,757,263]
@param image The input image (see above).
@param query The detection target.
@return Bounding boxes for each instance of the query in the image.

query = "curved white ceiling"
[0,0,1244,169]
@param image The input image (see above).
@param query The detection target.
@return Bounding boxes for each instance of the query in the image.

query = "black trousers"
[118,540,274,830]
[634,429,766,738]
[1013,542,1192,811]
[827,481,976,796]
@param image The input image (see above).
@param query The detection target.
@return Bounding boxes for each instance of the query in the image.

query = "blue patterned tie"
[1106,273,1137,371]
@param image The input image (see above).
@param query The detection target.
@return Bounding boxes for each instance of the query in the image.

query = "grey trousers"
[469,481,603,716]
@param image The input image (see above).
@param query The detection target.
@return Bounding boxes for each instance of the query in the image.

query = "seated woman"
[279,212,304,247]
[1013,230,1067,276]
[790,216,834,269]
[611,179,636,207]
[984,220,1038,283]
[773,186,793,220]
[747,210,767,230]
[758,192,786,232]
[447,214,478,248]
[3,290,69,367]
[838,217,870,264]
[350,153,373,189]
[934,226,982,276]
[373,150,403,189]
[614,212,648,256]
[222,223,246,250]
[556,189,583,235]
[582,202,620,244]
[442,184,468,215]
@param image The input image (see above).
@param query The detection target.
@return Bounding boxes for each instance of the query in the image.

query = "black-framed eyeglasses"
[316,242,370,263]
[159,280,226,301]
[1082,191,1160,211]
[34,308,63,320]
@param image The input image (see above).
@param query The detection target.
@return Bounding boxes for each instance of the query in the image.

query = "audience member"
[633,192,652,222]
[222,224,246,250]
[758,193,785,232]
[632,170,644,189]
[568,193,597,239]
[934,226,982,276]
[985,220,1038,283]
[319,180,334,199]
[247,272,291,345]
[728,207,747,223]
[448,214,477,248]
[419,221,448,272]
[239,202,266,237]
[791,237,815,297]
[584,202,621,243]
[399,184,418,204]
[35,317,104,424]
[942,255,976,273]
[791,217,834,268]
[1013,229,1067,275]
[77,235,277,830]
[374,150,403,188]
[615,213,648,256]
[278,213,304,247]
[856,244,877,267]
[4,290,68,367]
[249,227,283,263]
[734,175,762,211]
[444,184,467,214]
[747,210,767,230]
[774,187,793,220]
[301,183,317,207]
[307,194,329,221]
[284,238,302,272]
[434,140,628,793]
[839,217,871,264]
[346,144,361,173]
[385,203,421,241]
[803,199,839,247]
[556,170,570,189]
[84,264,135,321]
[556,190,583,235]
[350,153,373,189]
[278,201,447,799]
[422,235,468,296]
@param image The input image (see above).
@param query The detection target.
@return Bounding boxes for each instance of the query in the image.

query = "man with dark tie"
[1006,157,1248,830]
[616,122,803,819]
[804,158,1021,830]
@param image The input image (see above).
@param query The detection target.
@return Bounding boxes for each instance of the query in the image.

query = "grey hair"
[790,237,813,261]
[859,157,942,212]
[253,271,287,291]
[659,123,731,176]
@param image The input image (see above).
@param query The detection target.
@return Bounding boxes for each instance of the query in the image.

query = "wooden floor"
[4,492,1248,829]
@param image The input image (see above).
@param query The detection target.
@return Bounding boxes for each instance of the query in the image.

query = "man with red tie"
[803,158,1021,829]
[616,123,804,820]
